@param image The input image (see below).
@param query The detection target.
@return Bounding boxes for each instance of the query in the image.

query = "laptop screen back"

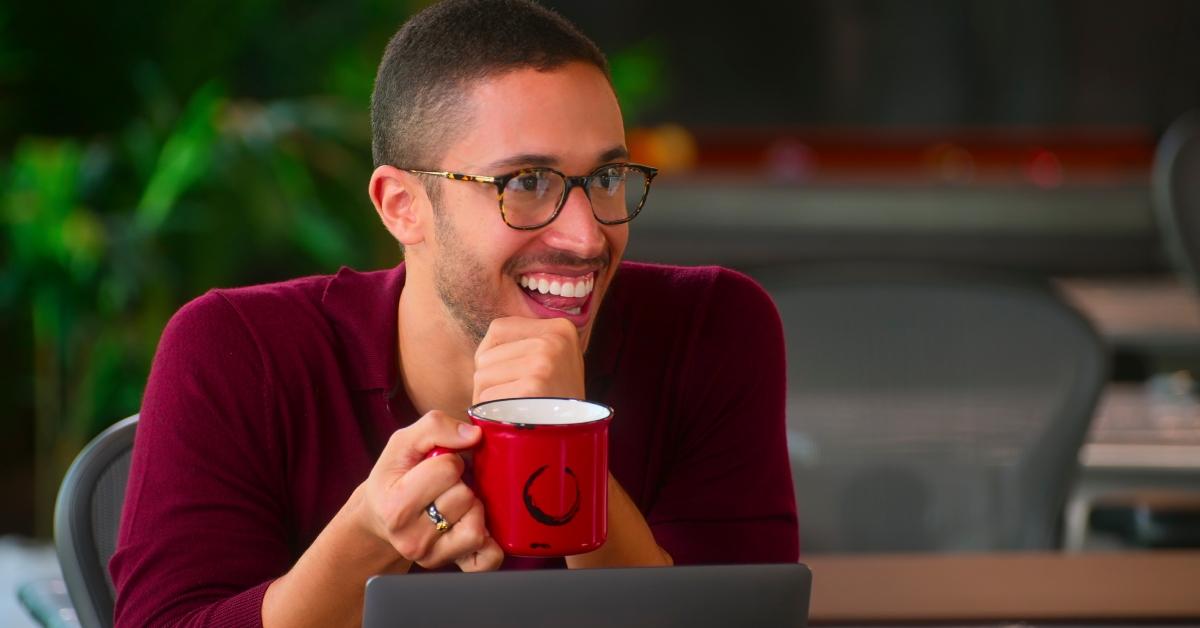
[363,563,810,628]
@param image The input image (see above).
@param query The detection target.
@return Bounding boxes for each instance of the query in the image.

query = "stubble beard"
[430,197,614,351]
[431,205,505,348]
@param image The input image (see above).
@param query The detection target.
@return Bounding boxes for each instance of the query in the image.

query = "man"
[110,1,798,626]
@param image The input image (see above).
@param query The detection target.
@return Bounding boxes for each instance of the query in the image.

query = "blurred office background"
[3,0,1200,623]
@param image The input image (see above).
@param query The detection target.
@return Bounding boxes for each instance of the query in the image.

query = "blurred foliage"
[609,40,669,125]
[0,1,416,536]
[0,0,666,537]
[1,83,403,535]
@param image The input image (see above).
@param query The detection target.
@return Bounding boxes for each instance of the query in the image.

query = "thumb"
[415,410,481,455]
[379,411,479,472]
[435,421,482,453]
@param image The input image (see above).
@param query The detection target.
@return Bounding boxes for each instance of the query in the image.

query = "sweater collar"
[321,264,406,392]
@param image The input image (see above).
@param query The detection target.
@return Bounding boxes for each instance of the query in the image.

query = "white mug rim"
[467,397,613,427]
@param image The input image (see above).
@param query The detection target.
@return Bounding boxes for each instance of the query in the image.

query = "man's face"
[423,62,629,350]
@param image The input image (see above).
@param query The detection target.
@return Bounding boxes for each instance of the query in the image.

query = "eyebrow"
[483,145,630,173]
[598,145,630,163]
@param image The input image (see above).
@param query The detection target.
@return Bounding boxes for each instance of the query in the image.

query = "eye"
[596,167,625,193]
[507,171,550,195]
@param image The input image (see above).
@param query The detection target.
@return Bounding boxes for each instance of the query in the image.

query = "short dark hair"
[371,0,610,170]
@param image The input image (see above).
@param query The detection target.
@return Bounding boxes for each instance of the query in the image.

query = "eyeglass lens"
[501,165,647,227]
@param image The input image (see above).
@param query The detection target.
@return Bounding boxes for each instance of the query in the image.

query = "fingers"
[359,411,496,566]
[475,381,548,405]
[472,317,585,404]
[405,410,482,456]
[474,336,562,372]
[429,483,477,525]
[455,535,505,573]
[418,497,493,569]
[370,458,458,557]
[389,454,467,527]
[474,349,559,402]
[476,316,577,355]
[377,411,481,474]
[404,482,476,562]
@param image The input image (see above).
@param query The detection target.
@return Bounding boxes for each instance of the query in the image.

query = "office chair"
[759,265,1107,553]
[1154,110,1200,290]
[54,415,138,628]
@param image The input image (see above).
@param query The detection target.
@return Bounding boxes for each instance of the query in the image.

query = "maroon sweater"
[111,261,798,627]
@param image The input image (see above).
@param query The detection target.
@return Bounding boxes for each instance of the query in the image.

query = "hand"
[473,317,585,404]
[355,410,504,571]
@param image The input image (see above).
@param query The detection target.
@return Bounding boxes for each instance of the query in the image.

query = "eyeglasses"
[401,162,658,230]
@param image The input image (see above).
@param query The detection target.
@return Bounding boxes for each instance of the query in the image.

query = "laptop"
[363,563,810,628]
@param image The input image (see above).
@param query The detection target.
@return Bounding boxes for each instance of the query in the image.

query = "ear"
[369,165,430,246]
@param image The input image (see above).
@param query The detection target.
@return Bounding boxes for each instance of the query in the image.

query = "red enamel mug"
[436,397,613,557]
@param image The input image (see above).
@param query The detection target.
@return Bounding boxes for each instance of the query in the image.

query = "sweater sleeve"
[647,269,800,564]
[110,291,288,627]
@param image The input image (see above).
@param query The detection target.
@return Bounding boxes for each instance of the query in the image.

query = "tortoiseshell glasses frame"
[401,162,658,230]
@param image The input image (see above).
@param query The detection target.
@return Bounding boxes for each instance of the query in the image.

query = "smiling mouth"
[517,271,596,316]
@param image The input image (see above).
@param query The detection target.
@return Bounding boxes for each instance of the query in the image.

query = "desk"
[1065,381,1200,550]
[1055,277,1200,549]
[1056,276,1200,354]
[805,551,1200,624]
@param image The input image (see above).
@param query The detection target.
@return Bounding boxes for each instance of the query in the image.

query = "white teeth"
[517,272,597,298]
[565,307,581,315]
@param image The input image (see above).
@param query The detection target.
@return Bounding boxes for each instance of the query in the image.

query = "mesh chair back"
[1154,110,1200,288]
[55,415,138,628]
[759,267,1107,554]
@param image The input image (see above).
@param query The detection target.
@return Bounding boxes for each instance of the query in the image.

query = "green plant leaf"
[3,139,83,271]
[609,40,669,126]
[135,81,225,232]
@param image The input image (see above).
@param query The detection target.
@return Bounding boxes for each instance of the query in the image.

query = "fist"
[473,317,585,404]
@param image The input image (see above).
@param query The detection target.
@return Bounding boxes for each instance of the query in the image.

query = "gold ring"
[426,503,451,533]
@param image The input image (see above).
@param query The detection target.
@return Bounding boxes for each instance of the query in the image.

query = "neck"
[396,270,475,418]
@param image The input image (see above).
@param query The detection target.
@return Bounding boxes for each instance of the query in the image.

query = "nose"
[540,185,606,259]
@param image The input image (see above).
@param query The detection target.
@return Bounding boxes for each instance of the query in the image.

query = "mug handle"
[426,440,482,459]
[426,446,460,459]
